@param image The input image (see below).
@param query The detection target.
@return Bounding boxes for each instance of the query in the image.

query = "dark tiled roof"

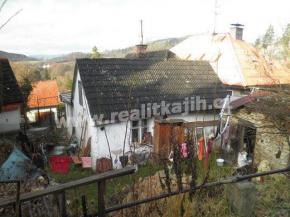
[125,50,177,60]
[0,59,22,105]
[75,58,229,119]
[60,92,72,104]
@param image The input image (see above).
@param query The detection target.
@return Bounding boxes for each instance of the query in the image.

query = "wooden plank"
[236,118,256,129]
[98,181,106,217]
[59,191,67,217]
[183,120,219,128]
[0,167,136,208]
[16,181,21,217]
[81,195,88,217]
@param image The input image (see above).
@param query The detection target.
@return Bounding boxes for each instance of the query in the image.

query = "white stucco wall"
[64,103,74,135]
[69,70,221,170]
[71,71,95,147]
[91,112,219,169]
[0,107,21,133]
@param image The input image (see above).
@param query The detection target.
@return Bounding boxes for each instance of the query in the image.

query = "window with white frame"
[131,119,148,143]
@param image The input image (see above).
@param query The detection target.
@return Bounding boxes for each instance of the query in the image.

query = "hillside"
[50,52,90,62]
[102,36,189,58]
[0,50,36,61]
[10,36,189,92]
[47,36,189,61]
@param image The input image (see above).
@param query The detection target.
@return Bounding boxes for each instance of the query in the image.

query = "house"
[27,80,60,125]
[226,91,290,170]
[59,91,73,134]
[171,24,290,94]
[0,58,23,134]
[63,51,229,169]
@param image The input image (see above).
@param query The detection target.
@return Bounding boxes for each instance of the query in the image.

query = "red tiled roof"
[230,91,268,110]
[28,80,60,108]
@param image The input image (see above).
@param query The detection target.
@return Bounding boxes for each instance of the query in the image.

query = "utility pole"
[140,19,144,45]
[213,0,219,34]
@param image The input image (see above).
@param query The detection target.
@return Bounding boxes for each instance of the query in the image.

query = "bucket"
[216,158,224,167]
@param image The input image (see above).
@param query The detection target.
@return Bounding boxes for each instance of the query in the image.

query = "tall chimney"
[135,44,147,58]
[230,23,244,40]
[135,20,147,57]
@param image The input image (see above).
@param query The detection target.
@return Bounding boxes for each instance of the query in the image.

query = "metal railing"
[0,167,136,217]
[0,166,289,217]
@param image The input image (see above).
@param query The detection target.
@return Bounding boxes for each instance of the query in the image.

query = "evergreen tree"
[262,25,275,49]
[280,24,290,59]
[90,46,101,59]
[254,38,261,48]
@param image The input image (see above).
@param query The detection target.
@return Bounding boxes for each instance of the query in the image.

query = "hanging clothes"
[222,125,230,148]
[206,139,214,158]
[205,138,214,168]
[180,143,188,158]
[198,137,205,161]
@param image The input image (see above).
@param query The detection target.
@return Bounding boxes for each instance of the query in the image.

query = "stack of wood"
[0,139,13,166]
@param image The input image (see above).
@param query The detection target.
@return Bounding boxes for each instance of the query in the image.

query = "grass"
[47,162,162,215]
[47,154,289,217]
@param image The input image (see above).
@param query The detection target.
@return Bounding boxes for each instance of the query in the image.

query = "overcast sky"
[0,0,289,55]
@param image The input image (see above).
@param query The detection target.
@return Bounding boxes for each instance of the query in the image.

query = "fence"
[0,166,289,217]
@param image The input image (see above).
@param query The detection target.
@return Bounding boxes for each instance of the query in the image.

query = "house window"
[78,81,83,106]
[131,119,148,143]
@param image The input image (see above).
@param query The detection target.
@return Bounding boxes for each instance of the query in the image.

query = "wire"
[0,8,22,31]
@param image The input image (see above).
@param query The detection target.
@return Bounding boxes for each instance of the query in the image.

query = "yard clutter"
[49,156,72,173]
[0,147,44,181]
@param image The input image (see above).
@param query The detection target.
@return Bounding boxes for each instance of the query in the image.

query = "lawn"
[47,162,162,215]
[47,154,290,217]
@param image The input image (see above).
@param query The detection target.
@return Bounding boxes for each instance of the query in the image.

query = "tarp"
[0,147,42,181]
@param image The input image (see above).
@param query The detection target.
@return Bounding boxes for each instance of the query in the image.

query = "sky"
[0,0,289,55]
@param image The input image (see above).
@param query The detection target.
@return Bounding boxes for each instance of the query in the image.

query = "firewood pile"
[0,177,60,217]
[0,139,13,166]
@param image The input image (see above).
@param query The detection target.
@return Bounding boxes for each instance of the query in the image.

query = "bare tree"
[0,0,22,31]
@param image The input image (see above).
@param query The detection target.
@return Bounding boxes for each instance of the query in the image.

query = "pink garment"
[207,139,214,155]
[81,157,92,168]
[180,143,188,158]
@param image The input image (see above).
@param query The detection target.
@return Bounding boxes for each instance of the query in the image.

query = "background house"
[27,80,60,126]
[171,24,290,93]
[64,56,229,169]
[0,59,23,134]
[228,93,290,170]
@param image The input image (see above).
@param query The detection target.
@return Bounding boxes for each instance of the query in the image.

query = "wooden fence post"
[59,191,67,217]
[98,181,106,217]
[15,181,21,217]
[81,195,88,217]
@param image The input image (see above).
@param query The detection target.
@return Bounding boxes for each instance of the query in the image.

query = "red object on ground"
[49,156,72,173]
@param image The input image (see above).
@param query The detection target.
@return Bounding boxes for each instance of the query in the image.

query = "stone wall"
[232,108,290,170]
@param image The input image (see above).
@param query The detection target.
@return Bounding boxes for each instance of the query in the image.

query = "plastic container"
[49,156,72,173]
[216,158,225,167]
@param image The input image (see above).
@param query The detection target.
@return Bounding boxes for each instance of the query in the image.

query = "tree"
[0,0,22,31]
[19,76,33,125]
[254,38,261,48]
[262,25,275,49]
[90,46,101,59]
[280,23,290,60]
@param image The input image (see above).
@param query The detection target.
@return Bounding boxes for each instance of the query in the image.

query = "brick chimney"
[135,44,147,58]
[230,23,244,40]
